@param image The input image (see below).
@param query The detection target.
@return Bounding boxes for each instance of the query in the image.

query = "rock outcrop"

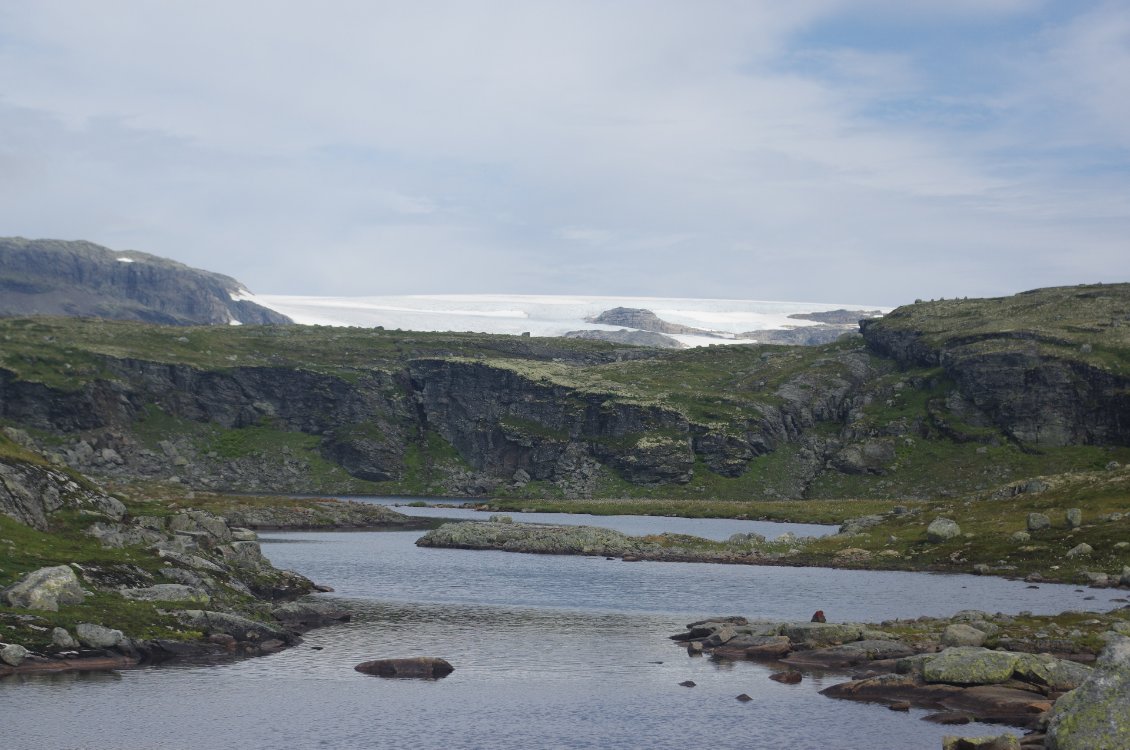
[585,307,716,336]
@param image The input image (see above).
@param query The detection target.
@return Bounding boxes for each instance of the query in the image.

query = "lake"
[4,513,1118,750]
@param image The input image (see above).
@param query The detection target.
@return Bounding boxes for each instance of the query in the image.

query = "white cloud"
[0,1,1124,304]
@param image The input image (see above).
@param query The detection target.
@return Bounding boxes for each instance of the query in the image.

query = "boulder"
[921,648,1020,685]
[928,518,962,542]
[51,627,79,649]
[75,623,126,649]
[1027,513,1051,532]
[1065,543,1092,559]
[1013,653,1092,692]
[1121,567,1130,587]
[781,622,863,646]
[1045,635,1130,749]
[942,624,988,648]
[0,643,29,666]
[3,565,86,611]
[1065,508,1083,529]
[354,657,454,679]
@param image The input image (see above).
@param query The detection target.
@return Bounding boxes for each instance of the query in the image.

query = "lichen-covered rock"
[942,624,987,648]
[780,622,864,646]
[1013,653,1092,692]
[3,565,86,611]
[1045,635,1130,749]
[75,622,126,649]
[1027,513,1051,532]
[927,517,962,542]
[1065,543,1093,558]
[119,584,210,604]
[51,627,79,649]
[1065,508,1083,529]
[921,648,1020,685]
[0,643,29,666]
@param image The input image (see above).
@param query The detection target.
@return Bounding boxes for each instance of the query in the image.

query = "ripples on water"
[5,520,1120,750]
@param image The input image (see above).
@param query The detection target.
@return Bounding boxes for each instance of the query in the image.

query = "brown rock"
[889,701,911,711]
[679,680,696,687]
[736,693,752,702]
[769,670,802,684]
[354,657,454,679]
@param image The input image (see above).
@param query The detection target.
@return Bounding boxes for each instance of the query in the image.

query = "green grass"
[797,465,1130,582]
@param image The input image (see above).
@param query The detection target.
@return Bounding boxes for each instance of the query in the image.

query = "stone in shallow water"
[354,657,454,679]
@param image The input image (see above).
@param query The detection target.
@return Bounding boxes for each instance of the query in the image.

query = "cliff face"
[861,284,1130,448]
[0,284,1126,499]
[0,237,291,326]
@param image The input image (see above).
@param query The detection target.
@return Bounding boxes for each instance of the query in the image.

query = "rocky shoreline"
[670,611,1130,749]
[1,453,362,678]
[414,517,809,564]
[0,597,351,678]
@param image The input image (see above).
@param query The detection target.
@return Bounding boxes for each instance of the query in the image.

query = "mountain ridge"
[0,237,292,326]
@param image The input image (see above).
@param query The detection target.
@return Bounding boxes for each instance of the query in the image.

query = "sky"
[0,1,1127,306]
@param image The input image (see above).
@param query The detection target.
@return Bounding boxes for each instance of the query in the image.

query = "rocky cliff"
[0,237,292,326]
[861,285,1130,448]
[0,284,1126,500]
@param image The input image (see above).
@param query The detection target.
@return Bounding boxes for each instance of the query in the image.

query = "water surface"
[5,518,1118,750]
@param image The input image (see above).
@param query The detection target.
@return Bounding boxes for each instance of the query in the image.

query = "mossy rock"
[921,647,1020,685]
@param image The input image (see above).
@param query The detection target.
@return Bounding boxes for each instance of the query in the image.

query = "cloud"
[0,1,1125,305]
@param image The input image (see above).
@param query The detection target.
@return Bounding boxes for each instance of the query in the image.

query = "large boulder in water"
[3,565,86,611]
[354,657,454,679]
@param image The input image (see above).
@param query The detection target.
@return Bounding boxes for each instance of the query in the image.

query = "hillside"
[0,237,292,326]
[0,284,1127,500]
